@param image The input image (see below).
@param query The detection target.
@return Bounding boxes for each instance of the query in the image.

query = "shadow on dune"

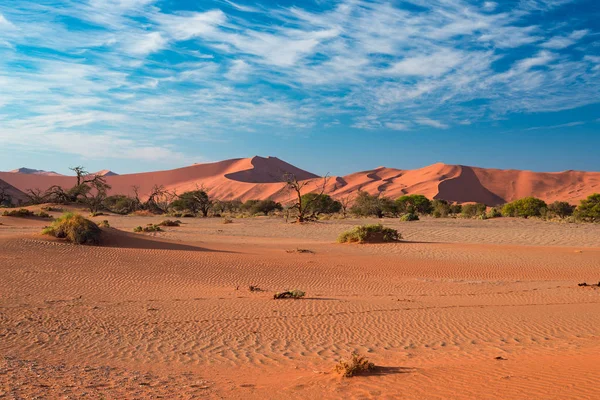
[99,228,233,253]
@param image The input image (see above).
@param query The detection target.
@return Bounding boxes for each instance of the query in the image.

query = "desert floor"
[1,209,600,399]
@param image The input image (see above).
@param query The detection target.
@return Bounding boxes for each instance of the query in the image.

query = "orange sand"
[2,156,599,205]
[1,209,599,399]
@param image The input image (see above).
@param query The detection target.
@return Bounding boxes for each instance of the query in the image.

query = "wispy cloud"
[0,0,598,163]
[524,121,586,130]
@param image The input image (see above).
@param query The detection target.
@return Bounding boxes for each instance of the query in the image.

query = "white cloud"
[126,32,167,56]
[388,50,464,77]
[385,122,410,131]
[515,50,556,71]
[415,118,449,129]
[483,2,498,11]
[224,60,251,81]
[541,29,588,49]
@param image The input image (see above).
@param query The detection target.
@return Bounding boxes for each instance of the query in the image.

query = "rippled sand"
[1,212,599,399]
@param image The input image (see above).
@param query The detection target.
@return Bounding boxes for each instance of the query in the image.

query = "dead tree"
[25,188,47,205]
[84,179,112,214]
[0,184,12,206]
[282,172,330,223]
[145,184,177,214]
[339,194,353,218]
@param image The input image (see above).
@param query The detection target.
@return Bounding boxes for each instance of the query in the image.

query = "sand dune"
[1,156,599,205]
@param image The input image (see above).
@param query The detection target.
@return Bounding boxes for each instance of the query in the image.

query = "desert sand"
[2,156,599,205]
[1,208,599,399]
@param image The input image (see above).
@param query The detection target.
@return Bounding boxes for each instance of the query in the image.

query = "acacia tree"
[145,184,177,214]
[0,184,12,207]
[25,188,47,205]
[84,179,112,214]
[282,172,330,223]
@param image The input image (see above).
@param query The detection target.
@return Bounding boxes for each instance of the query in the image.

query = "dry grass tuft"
[273,289,305,299]
[42,212,101,245]
[337,224,401,243]
[334,353,376,377]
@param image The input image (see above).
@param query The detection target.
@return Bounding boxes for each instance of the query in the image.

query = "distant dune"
[9,167,63,176]
[1,156,599,205]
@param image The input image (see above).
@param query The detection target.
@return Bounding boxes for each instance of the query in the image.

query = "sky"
[0,0,599,176]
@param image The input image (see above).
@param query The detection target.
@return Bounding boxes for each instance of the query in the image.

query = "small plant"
[41,206,63,212]
[337,224,401,244]
[37,211,53,219]
[286,248,315,254]
[334,353,375,377]
[158,219,181,227]
[2,208,35,217]
[134,224,162,233]
[399,213,419,221]
[132,210,154,217]
[486,207,502,219]
[273,289,306,299]
[98,220,110,228]
[89,212,106,217]
[222,217,233,224]
[42,212,101,245]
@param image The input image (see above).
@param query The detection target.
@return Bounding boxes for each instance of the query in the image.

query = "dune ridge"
[1,156,599,205]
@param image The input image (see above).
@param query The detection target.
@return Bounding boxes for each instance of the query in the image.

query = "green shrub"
[103,195,139,215]
[575,193,600,222]
[337,224,401,243]
[350,191,397,218]
[301,193,342,216]
[486,207,502,219]
[134,224,162,233]
[399,213,419,221]
[547,201,575,219]
[2,208,35,217]
[241,199,283,216]
[37,211,53,219]
[396,194,432,215]
[42,212,101,245]
[501,197,547,218]
[449,204,462,215]
[461,203,487,218]
[98,220,110,228]
[431,199,450,218]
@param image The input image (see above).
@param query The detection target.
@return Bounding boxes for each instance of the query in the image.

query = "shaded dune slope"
[1,157,599,205]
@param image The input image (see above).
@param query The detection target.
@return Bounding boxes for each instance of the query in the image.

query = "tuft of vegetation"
[222,217,233,224]
[574,193,600,223]
[300,193,342,218]
[547,201,575,219]
[273,289,306,299]
[240,199,283,216]
[42,212,101,245]
[396,194,432,215]
[157,219,181,227]
[501,197,547,218]
[98,220,110,228]
[170,189,212,217]
[41,206,63,212]
[337,224,401,243]
[3,208,35,217]
[350,191,397,218]
[399,213,419,221]
[461,203,487,218]
[334,353,375,377]
[486,207,502,219]
[134,224,163,233]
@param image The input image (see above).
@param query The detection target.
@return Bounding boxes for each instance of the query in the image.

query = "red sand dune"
[1,156,599,205]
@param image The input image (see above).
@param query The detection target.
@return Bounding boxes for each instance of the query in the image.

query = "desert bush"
[134,224,162,233]
[42,212,101,245]
[449,204,462,215]
[103,195,139,215]
[431,199,450,218]
[273,289,306,299]
[301,193,342,217]
[396,194,432,215]
[350,191,397,218]
[501,197,547,218]
[222,217,233,224]
[575,193,600,222]
[132,210,155,217]
[337,224,401,243]
[2,208,35,217]
[547,201,575,219]
[158,219,180,227]
[241,199,283,216]
[98,220,110,228]
[334,353,375,377]
[41,206,63,212]
[461,203,487,218]
[170,190,212,217]
[399,212,419,221]
[486,207,502,219]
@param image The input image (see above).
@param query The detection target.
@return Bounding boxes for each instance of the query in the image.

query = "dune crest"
[1,157,599,205]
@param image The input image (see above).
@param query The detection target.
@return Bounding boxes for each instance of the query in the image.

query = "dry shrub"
[3,208,35,217]
[334,353,375,377]
[273,289,305,299]
[158,219,181,227]
[98,220,110,228]
[222,217,233,224]
[42,212,101,245]
[134,224,162,233]
[337,224,401,243]
[132,210,154,217]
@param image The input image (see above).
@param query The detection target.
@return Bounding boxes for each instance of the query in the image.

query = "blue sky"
[0,0,599,175]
